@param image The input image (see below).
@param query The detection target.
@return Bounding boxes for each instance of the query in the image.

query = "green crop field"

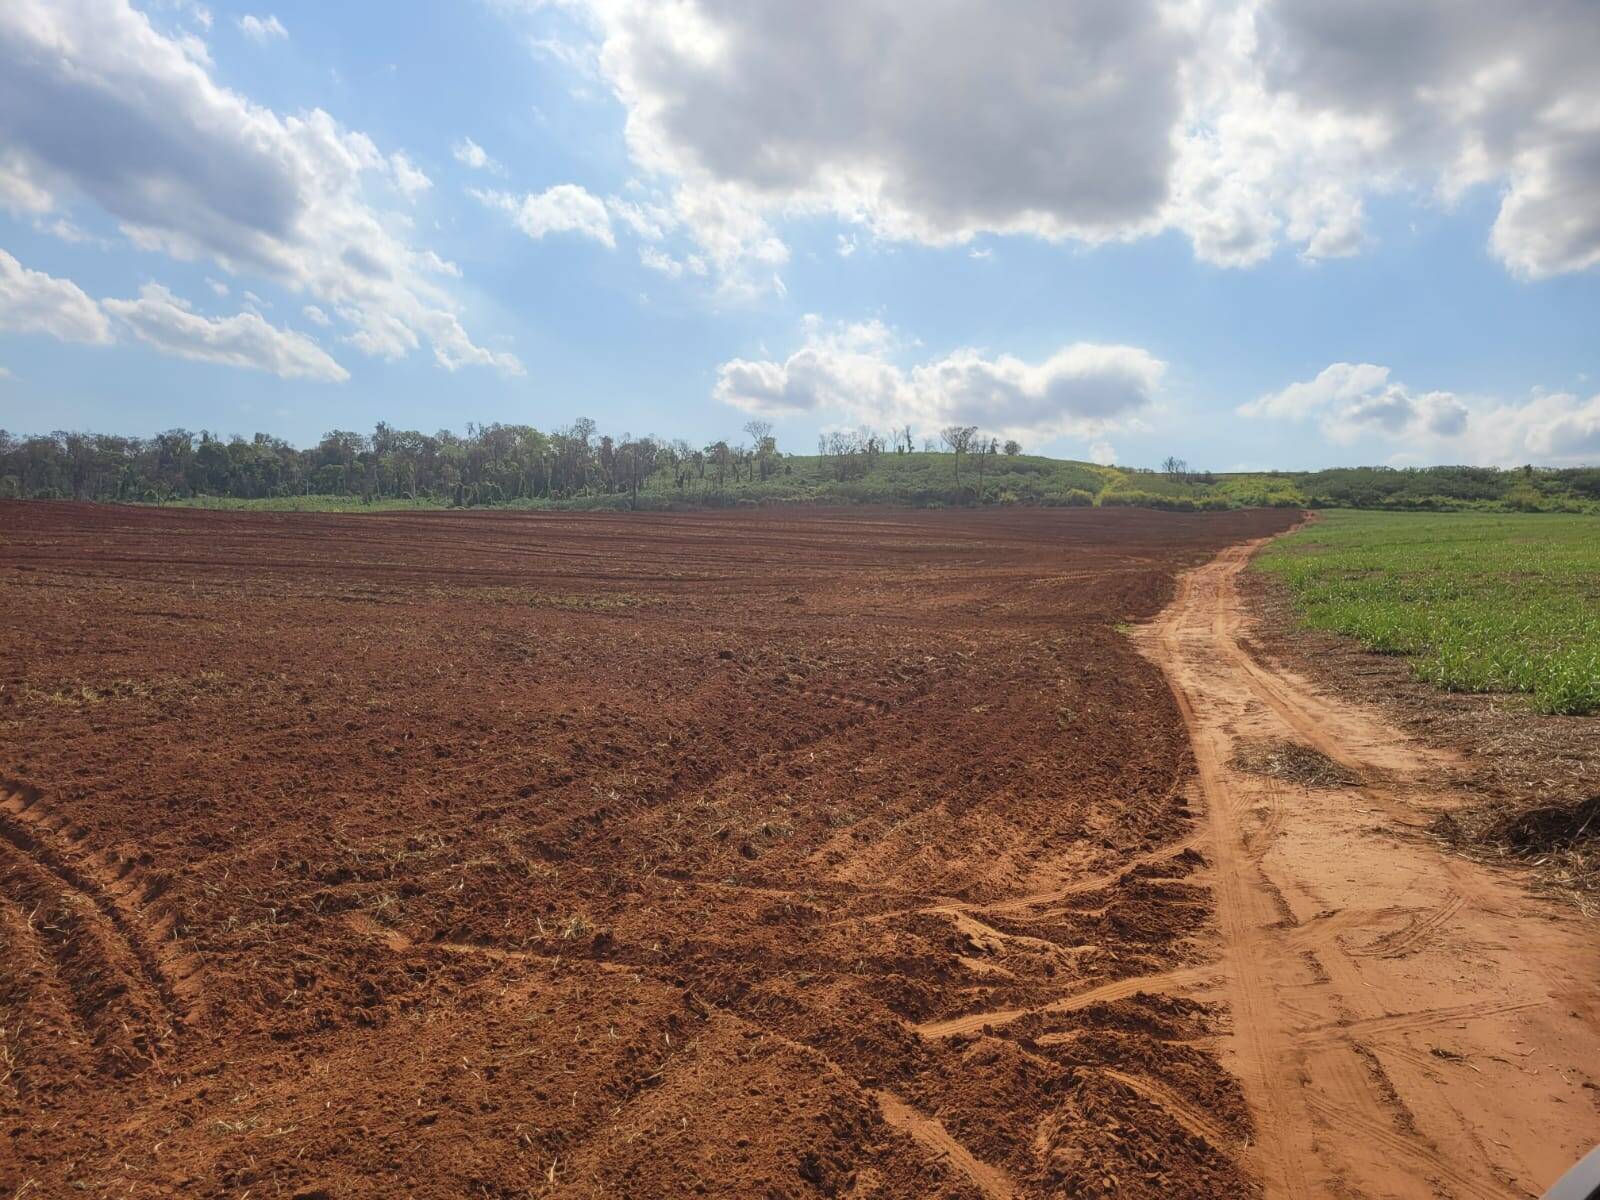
[1256,511,1600,715]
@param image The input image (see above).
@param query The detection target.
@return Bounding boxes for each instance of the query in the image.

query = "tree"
[743,419,775,480]
[1162,455,1188,483]
[707,440,731,491]
[973,436,998,501]
[941,425,977,485]
[1004,439,1021,456]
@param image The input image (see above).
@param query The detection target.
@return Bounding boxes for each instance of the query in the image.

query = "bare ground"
[2,503,1594,1199]
[0,502,1287,1200]
[1137,541,1600,1198]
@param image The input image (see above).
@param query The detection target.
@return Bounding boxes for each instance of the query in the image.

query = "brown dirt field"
[0,502,1296,1200]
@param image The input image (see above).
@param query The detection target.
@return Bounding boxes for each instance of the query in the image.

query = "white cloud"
[606,196,673,241]
[0,154,53,216]
[0,0,520,376]
[1089,440,1118,465]
[1,250,345,382]
[475,184,615,247]
[452,137,502,174]
[714,317,1164,443]
[1470,391,1600,463]
[1240,0,1600,276]
[389,152,431,200]
[1240,362,1394,423]
[0,248,113,344]
[638,246,682,277]
[41,217,99,245]
[527,0,1600,279]
[104,283,347,381]
[1242,362,1600,465]
[585,2,1186,245]
[205,277,229,296]
[237,13,287,43]
[302,304,330,326]
[1241,362,1468,445]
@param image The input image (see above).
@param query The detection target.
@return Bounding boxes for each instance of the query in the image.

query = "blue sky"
[2,0,1598,470]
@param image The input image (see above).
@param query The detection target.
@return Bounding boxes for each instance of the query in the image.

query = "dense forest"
[2,422,1597,513]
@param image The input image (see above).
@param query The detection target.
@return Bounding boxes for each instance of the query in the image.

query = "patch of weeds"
[1229,738,1360,788]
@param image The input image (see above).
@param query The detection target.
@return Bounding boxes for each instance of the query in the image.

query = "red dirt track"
[0,502,1298,1198]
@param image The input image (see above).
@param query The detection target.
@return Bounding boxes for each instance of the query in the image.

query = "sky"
[1,0,1598,472]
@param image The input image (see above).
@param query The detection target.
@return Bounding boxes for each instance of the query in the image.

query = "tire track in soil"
[1294,999,1544,1050]
[0,780,203,1010]
[643,984,1027,1200]
[1132,539,1600,1199]
[0,780,204,1079]
[1098,1068,1238,1152]
[873,1089,1020,1200]
[0,887,96,1090]
[1350,891,1466,960]
[0,833,171,1076]
[914,963,1214,1040]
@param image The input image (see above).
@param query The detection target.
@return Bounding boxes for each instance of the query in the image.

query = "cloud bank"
[715,319,1164,444]
[1,249,344,382]
[0,0,520,376]
[529,0,1600,283]
[1242,362,1600,465]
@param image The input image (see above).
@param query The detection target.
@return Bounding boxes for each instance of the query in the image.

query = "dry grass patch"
[1229,738,1361,789]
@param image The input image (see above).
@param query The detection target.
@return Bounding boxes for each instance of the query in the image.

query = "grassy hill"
[171,453,1600,515]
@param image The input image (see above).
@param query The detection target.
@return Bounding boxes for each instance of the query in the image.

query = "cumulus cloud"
[526,0,1600,279]
[1,248,347,381]
[474,184,615,247]
[389,152,431,200]
[237,13,286,43]
[0,248,114,344]
[714,318,1164,443]
[1242,362,1600,465]
[452,137,502,174]
[1473,391,1600,463]
[0,0,520,375]
[302,304,331,326]
[638,2,1181,241]
[0,154,52,216]
[1253,0,1600,278]
[104,283,347,381]
[1241,363,1468,445]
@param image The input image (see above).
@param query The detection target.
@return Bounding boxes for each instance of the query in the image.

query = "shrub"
[1505,483,1544,512]
[1043,489,1095,507]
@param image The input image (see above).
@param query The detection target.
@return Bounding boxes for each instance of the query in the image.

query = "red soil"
[0,502,1295,1199]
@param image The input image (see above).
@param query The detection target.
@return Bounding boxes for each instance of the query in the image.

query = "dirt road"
[1135,541,1600,1199]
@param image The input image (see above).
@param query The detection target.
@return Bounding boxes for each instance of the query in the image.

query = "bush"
[1505,483,1544,512]
[1096,489,1154,508]
[1043,489,1095,507]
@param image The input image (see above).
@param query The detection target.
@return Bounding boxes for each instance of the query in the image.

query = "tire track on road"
[1132,537,1600,1199]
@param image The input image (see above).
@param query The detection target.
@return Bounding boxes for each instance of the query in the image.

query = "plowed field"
[0,502,1302,1197]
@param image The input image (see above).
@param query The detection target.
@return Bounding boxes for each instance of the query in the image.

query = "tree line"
[0,420,800,505]
[1,418,1039,506]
